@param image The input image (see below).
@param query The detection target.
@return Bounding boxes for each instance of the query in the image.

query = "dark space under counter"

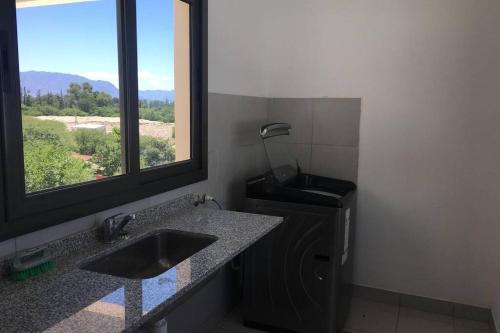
[0,196,283,333]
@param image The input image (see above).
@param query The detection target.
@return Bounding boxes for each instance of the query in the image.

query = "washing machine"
[243,165,357,333]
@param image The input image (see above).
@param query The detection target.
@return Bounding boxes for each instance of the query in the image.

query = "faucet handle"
[102,213,136,243]
[114,213,136,221]
[104,213,123,224]
[104,213,136,224]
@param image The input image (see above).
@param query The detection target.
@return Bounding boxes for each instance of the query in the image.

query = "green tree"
[22,87,27,105]
[95,92,113,107]
[36,90,42,105]
[82,82,93,93]
[140,136,175,168]
[25,90,33,106]
[67,83,82,108]
[91,128,122,176]
[55,92,64,110]
[92,140,122,176]
[78,95,97,113]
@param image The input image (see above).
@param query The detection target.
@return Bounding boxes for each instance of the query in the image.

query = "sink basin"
[81,230,218,279]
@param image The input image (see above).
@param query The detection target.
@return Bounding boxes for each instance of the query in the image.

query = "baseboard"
[352,284,496,332]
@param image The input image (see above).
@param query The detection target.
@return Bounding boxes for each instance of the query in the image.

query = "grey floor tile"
[397,307,453,333]
[345,297,399,333]
[454,327,491,333]
[454,304,492,323]
[400,294,453,316]
[454,318,490,333]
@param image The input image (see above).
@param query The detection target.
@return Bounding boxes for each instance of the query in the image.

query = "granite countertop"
[0,196,282,333]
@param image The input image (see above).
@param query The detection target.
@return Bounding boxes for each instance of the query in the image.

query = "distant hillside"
[139,90,176,103]
[20,71,175,102]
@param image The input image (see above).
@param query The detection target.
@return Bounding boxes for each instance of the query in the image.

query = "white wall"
[207,0,500,310]
[207,0,270,96]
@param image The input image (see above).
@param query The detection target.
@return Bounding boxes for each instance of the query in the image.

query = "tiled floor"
[212,298,492,333]
[345,298,492,333]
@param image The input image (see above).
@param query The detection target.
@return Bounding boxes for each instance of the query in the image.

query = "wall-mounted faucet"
[193,194,223,210]
[102,213,136,244]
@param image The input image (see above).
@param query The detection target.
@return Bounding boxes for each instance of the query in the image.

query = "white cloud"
[138,70,174,91]
[77,70,174,91]
[17,0,97,9]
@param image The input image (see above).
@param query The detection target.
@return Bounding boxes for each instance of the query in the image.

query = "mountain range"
[20,71,175,102]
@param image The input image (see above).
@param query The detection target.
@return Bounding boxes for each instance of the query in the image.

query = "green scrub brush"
[8,246,54,282]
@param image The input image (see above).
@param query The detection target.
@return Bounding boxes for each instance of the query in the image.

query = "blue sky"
[16,0,175,91]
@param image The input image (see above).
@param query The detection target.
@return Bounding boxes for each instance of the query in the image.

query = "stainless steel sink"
[80,230,218,279]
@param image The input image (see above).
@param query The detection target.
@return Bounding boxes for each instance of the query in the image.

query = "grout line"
[452,303,456,333]
[354,284,492,325]
[307,101,314,172]
[311,143,359,148]
[395,294,402,333]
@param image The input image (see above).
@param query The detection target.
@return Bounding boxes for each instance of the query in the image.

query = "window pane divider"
[117,0,140,177]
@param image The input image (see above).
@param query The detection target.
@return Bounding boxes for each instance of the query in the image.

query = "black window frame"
[0,0,208,241]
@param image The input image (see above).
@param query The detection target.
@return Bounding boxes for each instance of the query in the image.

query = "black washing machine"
[242,165,357,333]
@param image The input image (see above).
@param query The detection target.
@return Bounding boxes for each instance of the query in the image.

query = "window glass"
[137,0,191,169]
[16,0,124,193]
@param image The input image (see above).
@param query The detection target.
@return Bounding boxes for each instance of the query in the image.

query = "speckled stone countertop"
[0,195,282,333]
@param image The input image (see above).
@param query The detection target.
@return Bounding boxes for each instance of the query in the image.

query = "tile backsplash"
[265,98,361,182]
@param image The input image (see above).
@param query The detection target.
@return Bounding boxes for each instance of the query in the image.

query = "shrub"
[139,105,175,123]
[93,106,119,117]
[24,141,93,193]
[23,116,74,148]
[23,106,42,116]
[38,105,61,116]
[59,108,86,117]
[73,129,108,155]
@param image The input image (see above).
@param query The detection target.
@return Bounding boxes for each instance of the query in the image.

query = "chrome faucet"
[102,213,136,244]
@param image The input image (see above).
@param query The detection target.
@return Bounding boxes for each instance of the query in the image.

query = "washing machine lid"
[300,189,343,199]
[246,170,356,208]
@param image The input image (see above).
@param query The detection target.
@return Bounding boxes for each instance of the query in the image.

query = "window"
[137,0,192,169]
[0,0,207,239]
[16,0,125,193]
